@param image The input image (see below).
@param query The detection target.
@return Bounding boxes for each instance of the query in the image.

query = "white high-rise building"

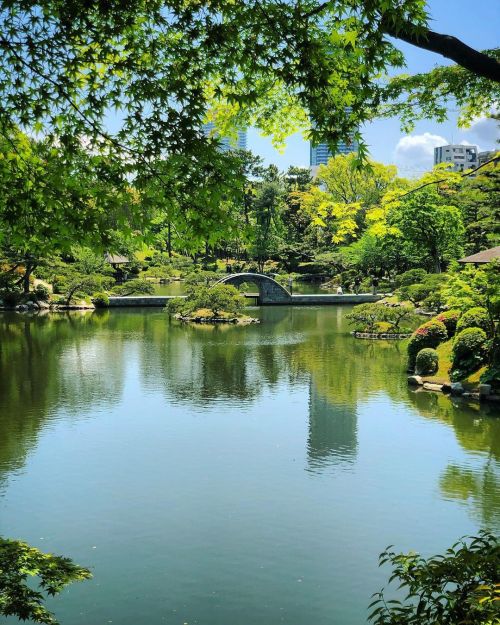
[203,122,247,152]
[434,144,478,172]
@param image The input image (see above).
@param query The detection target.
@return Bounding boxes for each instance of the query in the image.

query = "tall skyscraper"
[203,122,247,152]
[309,108,359,171]
[310,137,359,167]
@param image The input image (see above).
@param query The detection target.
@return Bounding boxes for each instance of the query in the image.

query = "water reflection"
[0,308,499,504]
[307,382,357,472]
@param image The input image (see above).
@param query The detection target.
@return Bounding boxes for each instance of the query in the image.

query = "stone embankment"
[107,294,382,307]
[408,375,500,403]
[352,331,411,340]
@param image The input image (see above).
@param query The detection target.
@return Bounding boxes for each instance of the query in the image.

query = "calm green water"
[1,307,499,625]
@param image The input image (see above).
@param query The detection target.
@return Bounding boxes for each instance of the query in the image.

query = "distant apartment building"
[203,122,247,152]
[478,150,496,165]
[434,144,478,172]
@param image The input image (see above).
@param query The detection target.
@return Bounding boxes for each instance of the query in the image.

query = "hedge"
[455,307,491,335]
[451,327,488,380]
[435,310,461,338]
[407,319,448,367]
[415,348,439,375]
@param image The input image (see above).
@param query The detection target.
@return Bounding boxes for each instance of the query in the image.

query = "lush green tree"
[369,532,499,625]
[0,537,91,625]
[300,155,402,245]
[249,178,285,272]
[112,279,155,297]
[388,187,464,273]
[0,0,497,175]
[444,262,500,384]
[346,303,385,332]
[169,284,244,318]
[0,129,144,292]
[455,158,500,254]
[341,229,413,278]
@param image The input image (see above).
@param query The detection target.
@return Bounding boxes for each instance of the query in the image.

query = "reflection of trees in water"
[0,311,125,489]
[407,390,500,525]
[407,390,500,461]
[439,460,500,526]
[1,307,499,500]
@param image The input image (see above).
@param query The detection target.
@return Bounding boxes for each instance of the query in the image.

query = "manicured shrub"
[374,321,392,333]
[34,283,50,301]
[112,279,155,296]
[451,327,488,380]
[346,303,385,332]
[407,319,448,367]
[435,310,461,338]
[383,304,419,332]
[395,269,428,288]
[415,348,439,375]
[397,273,448,309]
[92,292,110,308]
[455,307,491,335]
[168,284,244,318]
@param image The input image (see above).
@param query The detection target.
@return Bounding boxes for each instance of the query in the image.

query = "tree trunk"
[22,262,36,294]
[167,222,172,258]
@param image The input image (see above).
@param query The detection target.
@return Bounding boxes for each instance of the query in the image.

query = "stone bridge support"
[214,273,291,305]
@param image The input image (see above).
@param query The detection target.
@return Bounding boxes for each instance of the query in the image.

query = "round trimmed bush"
[451,327,488,379]
[456,307,491,335]
[407,319,448,367]
[435,310,461,338]
[415,348,439,375]
[92,292,110,308]
[34,283,50,302]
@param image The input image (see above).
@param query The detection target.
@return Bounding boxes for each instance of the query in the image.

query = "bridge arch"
[214,273,291,305]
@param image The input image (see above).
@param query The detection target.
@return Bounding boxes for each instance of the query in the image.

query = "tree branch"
[382,21,500,83]
[396,155,499,200]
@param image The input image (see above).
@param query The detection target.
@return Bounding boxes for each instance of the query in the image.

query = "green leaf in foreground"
[0,537,92,625]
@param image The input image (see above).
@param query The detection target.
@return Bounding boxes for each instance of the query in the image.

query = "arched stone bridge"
[214,273,291,304]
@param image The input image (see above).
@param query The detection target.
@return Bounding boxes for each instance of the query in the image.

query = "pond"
[0,307,499,625]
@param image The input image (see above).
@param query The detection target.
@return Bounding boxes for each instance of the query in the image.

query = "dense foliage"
[0,537,91,624]
[451,328,489,381]
[369,532,500,625]
[455,306,492,335]
[168,284,245,319]
[435,310,461,338]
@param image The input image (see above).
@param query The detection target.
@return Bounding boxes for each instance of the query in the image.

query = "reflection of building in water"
[307,381,358,471]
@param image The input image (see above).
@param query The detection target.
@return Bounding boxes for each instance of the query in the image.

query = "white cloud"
[394,132,448,171]
[463,112,499,150]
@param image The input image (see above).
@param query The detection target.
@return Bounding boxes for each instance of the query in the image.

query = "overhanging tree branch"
[395,155,500,200]
[382,20,500,83]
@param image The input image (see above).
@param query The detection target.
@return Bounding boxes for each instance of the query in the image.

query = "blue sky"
[248,0,500,175]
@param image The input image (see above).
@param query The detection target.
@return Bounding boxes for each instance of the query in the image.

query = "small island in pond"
[167,284,259,324]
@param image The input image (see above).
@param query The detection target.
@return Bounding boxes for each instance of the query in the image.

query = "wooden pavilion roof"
[458,246,500,264]
[105,253,130,265]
